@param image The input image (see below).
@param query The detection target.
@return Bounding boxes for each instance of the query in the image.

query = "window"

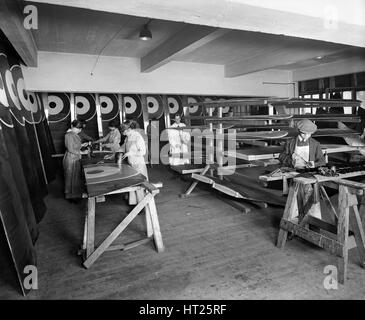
[342,91,352,99]
[343,91,352,114]
[357,91,365,111]
[303,95,311,114]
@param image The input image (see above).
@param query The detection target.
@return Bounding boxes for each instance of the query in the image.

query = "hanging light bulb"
[139,19,152,40]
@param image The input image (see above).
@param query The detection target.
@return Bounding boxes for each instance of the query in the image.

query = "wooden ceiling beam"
[292,56,365,82]
[225,46,346,78]
[0,0,38,66]
[141,26,228,73]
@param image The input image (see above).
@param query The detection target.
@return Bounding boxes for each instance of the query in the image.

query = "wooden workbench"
[79,156,164,268]
[225,144,361,162]
[277,174,365,284]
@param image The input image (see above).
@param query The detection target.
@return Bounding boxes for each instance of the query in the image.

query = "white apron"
[125,130,148,205]
[168,122,190,165]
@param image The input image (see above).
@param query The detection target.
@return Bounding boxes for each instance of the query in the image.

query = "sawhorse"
[180,163,212,198]
[277,176,365,284]
[80,181,164,268]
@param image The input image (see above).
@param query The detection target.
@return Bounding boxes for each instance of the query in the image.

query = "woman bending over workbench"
[94,119,122,153]
[120,119,148,205]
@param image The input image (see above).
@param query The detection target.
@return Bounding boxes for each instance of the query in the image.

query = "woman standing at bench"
[120,120,148,205]
[63,120,89,201]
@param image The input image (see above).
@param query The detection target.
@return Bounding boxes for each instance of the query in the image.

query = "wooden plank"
[105,237,152,252]
[349,204,365,268]
[146,196,164,252]
[183,164,211,196]
[225,148,281,161]
[270,98,361,108]
[262,170,365,189]
[141,94,149,133]
[337,185,350,284]
[170,165,205,175]
[185,98,271,107]
[217,195,252,214]
[191,173,214,185]
[280,219,344,257]
[137,190,153,238]
[86,198,95,258]
[294,173,365,186]
[204,115,293,121]
[319,186,338,221]
[210,116,356,125]
[217,164,258,176]
[83,163,146,197]
[141,181,160,194]
[212,174,286,206]
[81,211,88,251]
[277,182,300,249]
[179,191,212,199]
[337,178,365,190]
[212,183,244,199]
[307,216,337,234]
[243,140,269,147]
[216,106,224,179]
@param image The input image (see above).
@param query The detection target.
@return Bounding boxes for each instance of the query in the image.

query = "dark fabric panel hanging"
[0,29,46,296]
[0,52,39,241]
[0,126,37,295]
[5,56,47,223]
[47,92,71,154]
[124,94,144,128]
[0,219,20,294]
[35,117,57,182]
[75,93,99,139]
[100,93,120,136]
[0,125,39,242]
[25,122,48,184]
[30,92,56,182]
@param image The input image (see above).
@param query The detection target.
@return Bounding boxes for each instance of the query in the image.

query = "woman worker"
[278,119,326,221]
[279,119,326,169]
[120,120,148,205]
[93,119,122,155]
[63,119,89,201]
[168,114,190,165]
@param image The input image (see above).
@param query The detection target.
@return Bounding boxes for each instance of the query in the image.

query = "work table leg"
[147,196,164,252]
[337,186,349,284]
[137,190,153,237]
[86,197,96,259]
[277,182,299,249]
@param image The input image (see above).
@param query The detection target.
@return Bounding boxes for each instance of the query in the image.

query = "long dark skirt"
[63,152,83,199]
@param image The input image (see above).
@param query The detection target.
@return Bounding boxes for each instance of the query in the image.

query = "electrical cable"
[90,17,133,76]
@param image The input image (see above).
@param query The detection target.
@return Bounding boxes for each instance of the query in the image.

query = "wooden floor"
[1,165,365,299]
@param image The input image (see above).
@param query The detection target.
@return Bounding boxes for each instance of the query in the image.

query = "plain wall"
[22,51,294,97]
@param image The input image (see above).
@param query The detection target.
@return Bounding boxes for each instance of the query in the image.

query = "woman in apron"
[94,119,122,156]
[121,120,148,205]
[63,120,89,201]
[168,114,190,165]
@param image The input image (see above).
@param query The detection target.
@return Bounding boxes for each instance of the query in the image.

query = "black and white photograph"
[0,0,365,305]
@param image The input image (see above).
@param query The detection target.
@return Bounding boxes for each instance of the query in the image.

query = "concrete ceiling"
[31,3,187,58]
[1,0,364,77]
